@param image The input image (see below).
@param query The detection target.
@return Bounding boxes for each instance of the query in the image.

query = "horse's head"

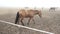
[34,10,42,18]
[38,10,42,18]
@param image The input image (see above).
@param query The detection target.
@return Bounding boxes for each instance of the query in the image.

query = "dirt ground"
[0,8,60,34]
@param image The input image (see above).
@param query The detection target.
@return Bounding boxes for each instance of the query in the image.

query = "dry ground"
[0,8,60,34]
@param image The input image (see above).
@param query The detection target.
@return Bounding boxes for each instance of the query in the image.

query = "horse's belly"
[25,14,33,18]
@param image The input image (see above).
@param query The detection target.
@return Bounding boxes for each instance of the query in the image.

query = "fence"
[0,20,54,34]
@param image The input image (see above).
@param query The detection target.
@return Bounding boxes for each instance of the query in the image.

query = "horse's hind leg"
[20,18,25,26]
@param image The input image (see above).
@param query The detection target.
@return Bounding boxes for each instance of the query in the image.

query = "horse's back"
[18,9,41,17]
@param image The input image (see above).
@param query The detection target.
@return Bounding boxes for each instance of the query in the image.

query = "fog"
[0,0,60,8]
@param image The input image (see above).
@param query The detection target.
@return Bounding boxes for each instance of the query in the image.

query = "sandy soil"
[0,8,60,34]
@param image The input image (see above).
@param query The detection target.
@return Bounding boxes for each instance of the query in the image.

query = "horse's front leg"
[32,18,35,24]
[27,17,35,25]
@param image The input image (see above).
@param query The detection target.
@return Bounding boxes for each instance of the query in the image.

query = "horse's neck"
[34,11,39,14]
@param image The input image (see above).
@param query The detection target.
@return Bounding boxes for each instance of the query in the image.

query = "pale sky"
[0,0,60,8]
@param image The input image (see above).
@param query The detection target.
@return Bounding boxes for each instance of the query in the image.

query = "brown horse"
[15,9,42,26]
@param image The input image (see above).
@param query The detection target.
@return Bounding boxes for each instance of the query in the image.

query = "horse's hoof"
[27,23,29,25]
[22,24,25,26]
[34,23,35,24]
[15,23,17,24]
[21,23,25,26]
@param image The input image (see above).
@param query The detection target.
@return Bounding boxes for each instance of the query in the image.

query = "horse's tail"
[15,12,19,24]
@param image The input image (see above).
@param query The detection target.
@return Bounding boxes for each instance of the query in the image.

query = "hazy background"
[0,0,60,8]
[0,0,60,34]
[0,7,60,34]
